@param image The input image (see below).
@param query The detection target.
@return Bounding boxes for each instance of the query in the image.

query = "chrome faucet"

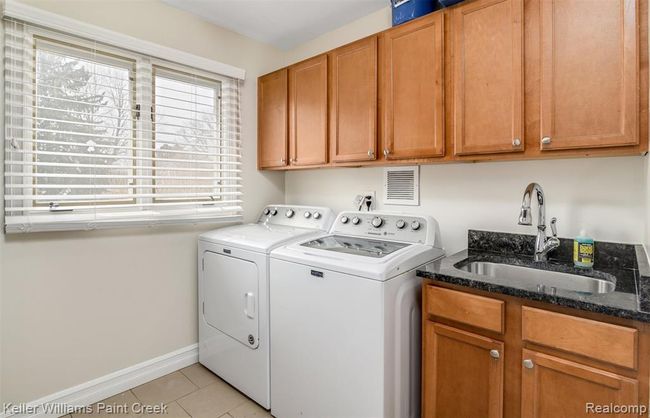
[518,183,560,262]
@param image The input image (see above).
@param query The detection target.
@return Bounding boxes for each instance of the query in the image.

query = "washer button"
[313,212,322,219]
[351,217,361,225]
[396,219,406,229]
[411,221,421,231]
[270,209,278,216]
[263,208,270,216]
[285,209,295,218]
[304,212,312,219]
[340,216,349,224]
[371,217,383,228]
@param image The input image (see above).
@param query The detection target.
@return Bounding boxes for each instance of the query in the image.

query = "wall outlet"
[353,190,376,211]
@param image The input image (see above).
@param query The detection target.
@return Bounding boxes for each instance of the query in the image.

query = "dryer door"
[203,251,259,349]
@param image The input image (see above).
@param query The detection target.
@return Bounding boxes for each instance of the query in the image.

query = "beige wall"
[280,7,649,254]
[1,0,285,403]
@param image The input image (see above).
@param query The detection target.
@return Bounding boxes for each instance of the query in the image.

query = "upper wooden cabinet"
[423,321,504,418]
[381,12,445,160]
[257,69,288,169]
[257,0,647,170]
[521,349,638,418]
[539,0,638,151]
[329,37,378,163]
[289,55,329,166]
[453,0,523,155]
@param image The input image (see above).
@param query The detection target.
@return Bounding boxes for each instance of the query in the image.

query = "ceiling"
[161,0,387,50]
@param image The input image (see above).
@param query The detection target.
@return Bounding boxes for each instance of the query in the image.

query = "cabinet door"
[453,0,523,155]
[382,13,445,160]
[521,349,638,418]
[329,37,378,163]
[257,69,288,169]
[540,0,638,150]
[423,322,504,418]
[289,55,328,166]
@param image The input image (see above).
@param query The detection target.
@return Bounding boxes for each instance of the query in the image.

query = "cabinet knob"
[368,150,374,158]
[383,149,390,157]
[489,349,500,359]
[513,138,521,147]
[280,158,286,164]
[541,136,552,145]
[523,359,534,369]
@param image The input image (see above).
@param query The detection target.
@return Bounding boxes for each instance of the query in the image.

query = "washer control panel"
[258,204,334,230]
[331,211,438,245]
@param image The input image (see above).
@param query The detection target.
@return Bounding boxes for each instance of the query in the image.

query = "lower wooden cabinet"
[521,349,638,418]
[422,284,647,418]
[423,321,504,418]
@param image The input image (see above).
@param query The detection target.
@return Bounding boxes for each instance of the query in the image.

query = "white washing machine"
[270,211,445,418]
[198,204,334,409]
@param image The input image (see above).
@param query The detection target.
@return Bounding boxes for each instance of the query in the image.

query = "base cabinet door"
[453,0,523,155]
[289,55,328,166]
[539,0,638,150]
[381,12,445,160]
[423,322,504,418]
[521,349,639,418]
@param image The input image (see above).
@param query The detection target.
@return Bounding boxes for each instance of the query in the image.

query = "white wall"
[1,0,285,403]
[286,158,646,254]
[281,7,649,255]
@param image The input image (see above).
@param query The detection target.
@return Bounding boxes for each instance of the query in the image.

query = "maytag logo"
[310,270,324,278]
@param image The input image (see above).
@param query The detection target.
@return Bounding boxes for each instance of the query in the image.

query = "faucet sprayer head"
[518,206,532,226]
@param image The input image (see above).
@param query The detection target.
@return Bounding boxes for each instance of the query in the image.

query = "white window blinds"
[4,18,243,233]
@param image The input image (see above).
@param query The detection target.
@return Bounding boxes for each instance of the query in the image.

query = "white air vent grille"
[384,166,419,206]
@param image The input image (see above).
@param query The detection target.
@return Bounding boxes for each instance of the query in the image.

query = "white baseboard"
[2,344,199,418]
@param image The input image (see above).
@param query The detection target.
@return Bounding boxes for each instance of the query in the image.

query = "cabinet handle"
[541,136,552,145]
[523,359,534,369]
[368,150,375,158]
[280,158,286,164]
[489,349,500,359]
[512,138,521,147]
[383,148,390,157]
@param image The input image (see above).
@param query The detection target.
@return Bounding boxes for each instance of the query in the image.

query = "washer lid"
[199,223,321,253]
[300,235,410,258]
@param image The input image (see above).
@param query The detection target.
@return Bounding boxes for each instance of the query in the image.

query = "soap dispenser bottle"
[574,229,594,269]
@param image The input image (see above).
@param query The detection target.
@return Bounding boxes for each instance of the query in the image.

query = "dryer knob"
[285,209,295,218]
[396,219,406,229]
[263,208,270,216]
[304,211,312,219]
[340,216,349,224]
[411,221,421,231]
[371,217,384,228]
[351,217,361,225]
[270,209,278,216]
[313,212,322,219]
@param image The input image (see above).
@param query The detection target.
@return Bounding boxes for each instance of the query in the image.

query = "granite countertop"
[417,230,650,322]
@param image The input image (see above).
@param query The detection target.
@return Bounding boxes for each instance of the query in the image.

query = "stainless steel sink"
[454,261,616,295]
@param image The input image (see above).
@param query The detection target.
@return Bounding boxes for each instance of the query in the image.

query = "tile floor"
[64,363,271,418]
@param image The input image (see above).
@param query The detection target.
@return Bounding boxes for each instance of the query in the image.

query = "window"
[4,18,243,233]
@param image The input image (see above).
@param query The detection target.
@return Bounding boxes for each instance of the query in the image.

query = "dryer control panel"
[331,211,441,247]
[258,204,335,231]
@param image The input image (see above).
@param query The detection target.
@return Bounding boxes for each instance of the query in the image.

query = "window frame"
[31,35,139,207]
[151,64,223,203]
